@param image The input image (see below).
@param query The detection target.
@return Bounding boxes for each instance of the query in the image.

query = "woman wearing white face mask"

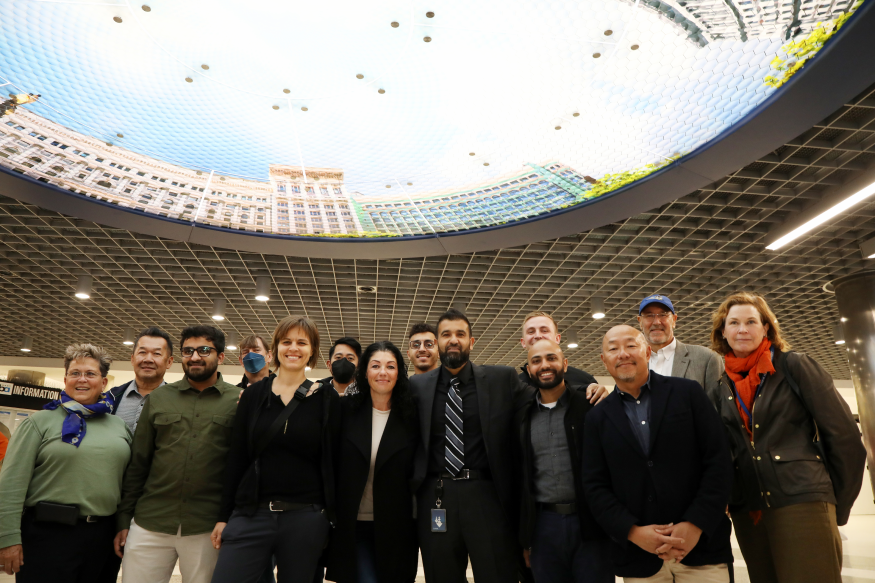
[211,316,342,583]
[325,341,420,583]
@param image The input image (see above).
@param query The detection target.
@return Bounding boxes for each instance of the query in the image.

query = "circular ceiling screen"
[0,0,865,239]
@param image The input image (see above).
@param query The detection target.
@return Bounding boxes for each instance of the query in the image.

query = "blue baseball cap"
[639,294,675,314]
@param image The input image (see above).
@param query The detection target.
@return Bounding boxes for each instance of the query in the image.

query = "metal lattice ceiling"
[3,84,875,380]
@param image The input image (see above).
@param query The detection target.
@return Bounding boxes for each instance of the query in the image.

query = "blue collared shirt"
[615,374,652,456]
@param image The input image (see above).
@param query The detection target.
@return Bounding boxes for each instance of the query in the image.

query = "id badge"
[431,508,447,532]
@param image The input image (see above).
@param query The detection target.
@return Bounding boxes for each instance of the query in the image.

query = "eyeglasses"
[409,340,435,350]
[67,371,101,380]
[181,346,216,357]
[641,312,673,322]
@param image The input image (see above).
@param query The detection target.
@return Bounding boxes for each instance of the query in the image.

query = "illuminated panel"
[0,0,865,239]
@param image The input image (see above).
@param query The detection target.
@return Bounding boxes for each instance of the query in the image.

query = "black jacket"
[326,397,419,583]
[516,383,606,549]
[581,372,733,578]
[411,363,533,525]
[218,376,342,524]
[237,371,275,390]
[519,364,596,389]
[108,383,128,414]
[711,349,865,526]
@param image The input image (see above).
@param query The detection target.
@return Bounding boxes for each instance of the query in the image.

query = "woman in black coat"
[326,341,420,583]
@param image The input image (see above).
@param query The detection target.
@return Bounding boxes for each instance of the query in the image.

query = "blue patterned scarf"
[43,391,115,447]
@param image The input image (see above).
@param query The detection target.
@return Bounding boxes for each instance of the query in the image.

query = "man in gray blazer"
[637,294,723,396]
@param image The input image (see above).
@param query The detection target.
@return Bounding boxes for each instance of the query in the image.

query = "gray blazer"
[671,339,723,397]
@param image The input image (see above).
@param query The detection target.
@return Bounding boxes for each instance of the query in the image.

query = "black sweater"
[218,376,341,524]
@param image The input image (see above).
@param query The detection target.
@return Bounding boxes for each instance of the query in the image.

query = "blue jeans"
[530,510,613,583]
[355,521,378,583]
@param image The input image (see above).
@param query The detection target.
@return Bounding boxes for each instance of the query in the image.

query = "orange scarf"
[724,338,774,526]
[724,338,774,436]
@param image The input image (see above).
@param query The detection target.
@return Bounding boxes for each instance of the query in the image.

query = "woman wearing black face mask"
[322,337,362,397]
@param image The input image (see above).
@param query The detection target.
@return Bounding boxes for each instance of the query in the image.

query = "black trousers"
[16,510,116,583]
[417,477,519,583]
[211,507,330,583]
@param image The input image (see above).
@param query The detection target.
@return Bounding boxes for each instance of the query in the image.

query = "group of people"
[0,290,867,583]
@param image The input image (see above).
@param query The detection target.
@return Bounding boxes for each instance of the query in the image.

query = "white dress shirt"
[650,337,677,377]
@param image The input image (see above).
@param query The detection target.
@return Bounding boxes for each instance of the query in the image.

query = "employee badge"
[431,508,447,532]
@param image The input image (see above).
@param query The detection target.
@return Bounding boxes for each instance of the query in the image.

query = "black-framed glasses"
[181,346,216,357]
[409,340,435,350]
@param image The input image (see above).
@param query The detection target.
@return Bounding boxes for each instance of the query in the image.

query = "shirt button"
[755,424,759,428]
[641,421,646,425]
[636,400,640,404]
[757,456,761,460]
[196,413,200,418]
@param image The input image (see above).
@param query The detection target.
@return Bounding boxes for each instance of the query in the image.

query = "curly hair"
[64,343,112,377]
[710,291,791,355]
[349,341,417,427]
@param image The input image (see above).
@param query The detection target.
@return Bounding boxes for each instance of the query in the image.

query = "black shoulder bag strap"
[250,379,316,459]
[780,352,828,462]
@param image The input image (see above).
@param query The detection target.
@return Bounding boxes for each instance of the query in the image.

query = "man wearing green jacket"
[114,325,239,583]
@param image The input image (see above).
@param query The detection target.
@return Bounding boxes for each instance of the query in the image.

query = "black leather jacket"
[709,350,865,525]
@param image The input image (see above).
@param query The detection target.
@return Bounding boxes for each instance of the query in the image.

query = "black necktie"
[445,376,464,476]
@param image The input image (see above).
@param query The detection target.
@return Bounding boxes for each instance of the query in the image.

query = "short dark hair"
[329,337,362,360]
[180,325,225,354]
[408,323,437,339]
[134,326,173,356]
[437,308,472,336]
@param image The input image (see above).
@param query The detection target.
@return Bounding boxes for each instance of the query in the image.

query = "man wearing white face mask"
[237,335,274,390]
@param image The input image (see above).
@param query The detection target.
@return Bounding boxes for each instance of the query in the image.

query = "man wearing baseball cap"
[637,294,722,397]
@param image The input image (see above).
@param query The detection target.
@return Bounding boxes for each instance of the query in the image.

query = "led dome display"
[0,0,865,240]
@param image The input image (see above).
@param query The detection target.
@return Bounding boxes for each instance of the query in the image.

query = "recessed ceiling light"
[469,152,475,156]
[123,328,135,346]
[272,105,280,110]
[201,64,209,70]
[386,184,391,188]
[483,162,490,166]
[113,16,123,23]
[631,44,640,50]
[75,274,92,299]
[573,112,580,117]
[407,182,412,185]
[604,29,613,35]
[357,285,377,293]
[391,21,399,27]
[283,88,290,94]
[20,335,32,353]
[141,4,151,11]
[356,74,364,79]
[116,133,124,138]
[378,89,385,94]
[555,126,561,130]
[185,77,193,83]
[301,107,308,111]
[426,11,435,17]
[423,36,432,42]
[593,52,601,58]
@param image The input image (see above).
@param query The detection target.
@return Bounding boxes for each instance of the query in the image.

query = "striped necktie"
[445,376,464,477]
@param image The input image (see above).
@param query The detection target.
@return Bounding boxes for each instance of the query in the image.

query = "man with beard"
[321,337,361,396]
[407,322,440,375]
[411,308,533,583]
[114,326,239,583]
[581,326,733,582]
[637,294,722,396]
[515,339,613,583]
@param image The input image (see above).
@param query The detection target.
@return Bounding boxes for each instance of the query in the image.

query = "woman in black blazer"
[326,341,420,583]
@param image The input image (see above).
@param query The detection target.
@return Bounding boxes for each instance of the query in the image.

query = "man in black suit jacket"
[516,339,612,583]
[411,309,532,583]
[581,325,733,582]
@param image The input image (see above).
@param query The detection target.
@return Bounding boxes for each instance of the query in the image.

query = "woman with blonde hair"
[708,292,865,583]
[211,316,341,583]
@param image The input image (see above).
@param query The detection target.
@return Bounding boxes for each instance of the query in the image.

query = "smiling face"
[276,326,313,374]
[520,315,559,350]
[64,357,108,405]
[724,304,770,359]
[131,335,173,384]
[600,325,651,385]
[408,331,439,373]
[367,350,398,401]
[181,336,224,383]
[527,339,567,390]
[637,303,677,349]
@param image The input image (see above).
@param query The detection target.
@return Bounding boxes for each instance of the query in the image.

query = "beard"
[183,359,219,382]
[614,362,638,382]
[440,344,471,369]
[531,366,565,390]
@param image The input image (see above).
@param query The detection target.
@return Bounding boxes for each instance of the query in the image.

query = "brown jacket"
[710,349,865,525]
